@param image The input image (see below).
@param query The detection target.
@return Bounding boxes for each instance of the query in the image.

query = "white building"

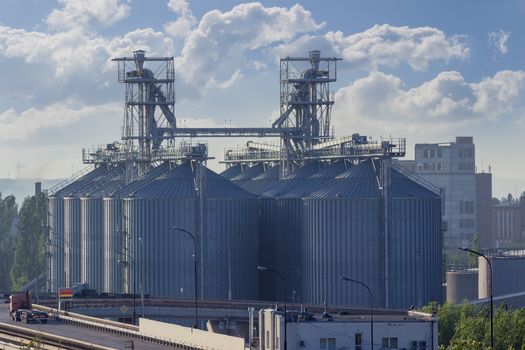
[398,136,476,249]
[258,308,438,350]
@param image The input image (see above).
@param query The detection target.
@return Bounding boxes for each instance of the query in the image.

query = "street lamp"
[458,247,493,349]
[258,266,287,350]
[138,237,145,319]
[172,227,198,329]
[341,276,374,350]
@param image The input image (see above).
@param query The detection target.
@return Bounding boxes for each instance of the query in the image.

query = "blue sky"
[0,0,523,198]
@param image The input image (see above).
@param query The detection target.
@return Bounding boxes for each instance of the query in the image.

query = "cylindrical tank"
[302,160,383,308]
[80,165,126,291]
[389,168,443,308]
[301,160,443,309]
[103,163,171,293]
[257,161,348,302]
[479,255,525,298]
[122,162,259,299]
[446,270,478,303]
[48,196,64,291]
[47,165,109,291]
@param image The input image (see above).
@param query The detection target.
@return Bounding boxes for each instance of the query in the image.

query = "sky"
[0,0,524,198]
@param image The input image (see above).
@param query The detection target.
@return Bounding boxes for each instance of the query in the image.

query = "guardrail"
[0,321,114,350]
[34,305,202,349]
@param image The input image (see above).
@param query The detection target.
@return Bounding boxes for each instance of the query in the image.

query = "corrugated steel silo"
[257,161,349,302]
[48,165,109,291]
[62,165,120,287]
[102,162,171,293]
[80,165,126,291]
[302,160,383,308]
[123,162,259,300]
[48,196,64,291]
[389,169,443,308]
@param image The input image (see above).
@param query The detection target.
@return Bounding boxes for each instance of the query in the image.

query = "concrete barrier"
[139,318,245,350]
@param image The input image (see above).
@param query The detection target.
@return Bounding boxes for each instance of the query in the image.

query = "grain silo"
[302,160,383,308]
[301,159,442,309]
[257,161,350,302]
[80,164,126,291]
[389,168,443,308]
[122,161,259,299]
[102,162,171,293]
[48,165,109,291]
[63,164,124,287]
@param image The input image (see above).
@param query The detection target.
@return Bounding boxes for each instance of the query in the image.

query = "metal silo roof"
[230,163,265,183]
[130,162,255,199]
[80,164,126,198]
[276,160,350,199]
[220,164,243,179]
[240,164,280,194]
[308,160,381,199]
[109,162,172,198]
[51,165,109,197]
[391,169,440,198]
[260,161,324,198]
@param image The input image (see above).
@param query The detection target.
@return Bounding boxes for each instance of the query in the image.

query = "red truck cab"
[9,291,48,324]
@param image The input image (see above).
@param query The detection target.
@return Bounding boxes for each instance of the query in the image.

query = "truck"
[9,291,49,324]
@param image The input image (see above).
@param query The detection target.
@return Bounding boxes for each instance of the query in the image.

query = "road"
[0,304,178,349]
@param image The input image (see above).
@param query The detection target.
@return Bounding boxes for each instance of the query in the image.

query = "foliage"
[0,193,17,290]
[423,301,525,350]
[10,192,48,291]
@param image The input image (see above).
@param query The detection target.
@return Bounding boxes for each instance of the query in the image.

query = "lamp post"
[341,276,373,350]
[458,247,493,349]
[258,266,287,350]
[138,237,145,319]
[172,227,198,329]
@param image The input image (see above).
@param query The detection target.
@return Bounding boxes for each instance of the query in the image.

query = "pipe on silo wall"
[48,196,64,292]
[64,197,81,287]
[80,197,105,291]
[103,197,123,293]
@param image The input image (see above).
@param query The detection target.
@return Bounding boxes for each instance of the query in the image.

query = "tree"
[0,193,17,290]
[10,192,47,291]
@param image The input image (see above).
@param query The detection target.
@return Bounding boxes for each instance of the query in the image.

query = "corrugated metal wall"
[122,162,259,299]
[257,161,349,303]
[64,196,81,287]
[80,165,126,292]
[48,196,64,291]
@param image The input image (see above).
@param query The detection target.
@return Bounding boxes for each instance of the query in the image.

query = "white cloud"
[46,0,130,30]
[0,102,120,140]
[332,70,525,135]
[175,2,323,89]
[164,0,197,39]
[488,30,510,55]
[273,24,469,71]
[0,25,173,79]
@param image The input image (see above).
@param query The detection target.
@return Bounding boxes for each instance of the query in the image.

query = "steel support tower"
[112,50,176,180]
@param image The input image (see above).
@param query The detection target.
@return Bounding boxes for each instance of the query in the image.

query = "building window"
[355,333,362,350]
[382,337,398,349]
[276,336,279,349]
[410,340,427,349]
[459,218,475,228]
[459,201,475,214]
[436,163,442,171]
[320,338,336,350]
[266,331,270,349]
[437,148,442,158]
